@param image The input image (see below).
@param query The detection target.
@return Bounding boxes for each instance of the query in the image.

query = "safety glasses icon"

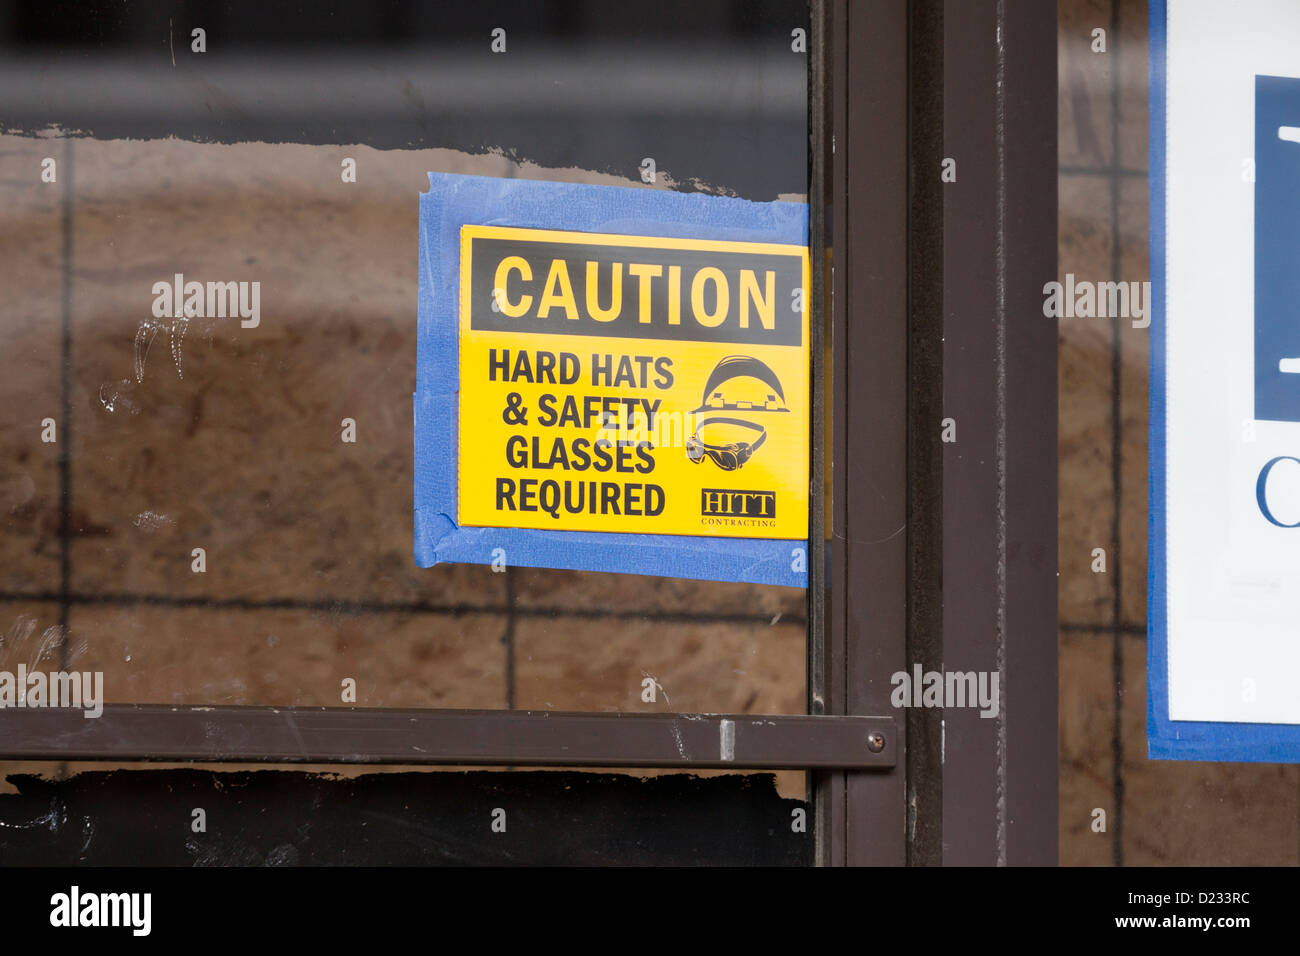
[685,417,767,471]
[686,437,748,471]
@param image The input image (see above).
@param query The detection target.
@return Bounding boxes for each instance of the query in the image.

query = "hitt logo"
[701,489,776,518]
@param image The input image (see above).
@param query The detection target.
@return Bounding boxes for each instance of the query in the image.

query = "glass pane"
[0,1,810,737]
[1057,0,1300,864]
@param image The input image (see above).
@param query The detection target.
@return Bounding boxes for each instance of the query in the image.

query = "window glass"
[1057,0,1300,864]
[0,2,811,803]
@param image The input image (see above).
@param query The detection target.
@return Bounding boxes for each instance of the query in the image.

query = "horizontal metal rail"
[0,706,896,770]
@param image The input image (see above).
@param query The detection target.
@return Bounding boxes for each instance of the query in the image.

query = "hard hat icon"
[691,355,788,414]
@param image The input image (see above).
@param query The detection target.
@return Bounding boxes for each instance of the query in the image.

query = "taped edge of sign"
[413,171,809,588]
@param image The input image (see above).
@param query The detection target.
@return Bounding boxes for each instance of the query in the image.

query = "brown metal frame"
[0,706,895,769]
[814,0,911,867]
[939,0,1058,867]
[812,0,1057,866]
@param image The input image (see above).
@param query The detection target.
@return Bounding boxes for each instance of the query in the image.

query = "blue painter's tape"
[414,172,809,587]
[1147,0,1300,761]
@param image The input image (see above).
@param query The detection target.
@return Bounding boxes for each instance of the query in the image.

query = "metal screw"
[867,732,886,753]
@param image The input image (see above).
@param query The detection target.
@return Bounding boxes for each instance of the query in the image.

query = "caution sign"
[457,225,810,539]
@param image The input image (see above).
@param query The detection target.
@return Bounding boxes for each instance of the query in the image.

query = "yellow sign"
[457,225,810,539]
